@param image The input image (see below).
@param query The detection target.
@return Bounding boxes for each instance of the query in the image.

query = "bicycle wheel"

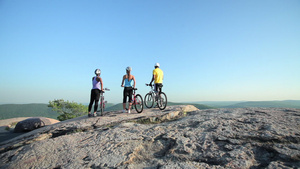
[157,92,167,110]
[134,94,144,113]
[144,93,154,108]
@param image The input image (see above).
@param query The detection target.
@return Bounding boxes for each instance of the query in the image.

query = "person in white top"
[88,69,103,117]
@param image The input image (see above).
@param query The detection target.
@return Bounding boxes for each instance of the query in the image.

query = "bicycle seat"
[132,88,138,90]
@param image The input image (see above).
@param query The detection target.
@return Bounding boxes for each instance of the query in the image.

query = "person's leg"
[128,89,133,113]
[94,99,99,113]
[128,103,132,113]
[88,90,95,115]
[158,84,162,96]
[154,84,159,101]
[93,89,101,115]
[123,88,127,113]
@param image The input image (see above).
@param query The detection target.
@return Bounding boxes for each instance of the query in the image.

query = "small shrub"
[48,99,87,121]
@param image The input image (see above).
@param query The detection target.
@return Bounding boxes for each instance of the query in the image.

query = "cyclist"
[149,63,164,101]
[121,66,136,114]
[88,69,104,117]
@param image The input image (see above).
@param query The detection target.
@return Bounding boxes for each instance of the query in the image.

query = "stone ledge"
[0,105,199,152]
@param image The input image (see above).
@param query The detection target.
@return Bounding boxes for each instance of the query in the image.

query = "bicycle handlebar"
[104,88,110,91]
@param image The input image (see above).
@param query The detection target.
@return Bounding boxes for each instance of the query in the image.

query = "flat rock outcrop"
[0,105,299,169]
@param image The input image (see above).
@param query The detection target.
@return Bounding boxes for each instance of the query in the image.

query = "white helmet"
[95,69,101,75]
[126,66,132,71]
[154,63,160,67]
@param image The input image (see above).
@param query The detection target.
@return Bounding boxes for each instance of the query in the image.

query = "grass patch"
[5,126,10,131]
[5,121,18,131]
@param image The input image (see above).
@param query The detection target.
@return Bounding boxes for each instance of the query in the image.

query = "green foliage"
[48,99,87,121]
[0,104,59,120]
[5,122,18,131]
[5,126,10,131]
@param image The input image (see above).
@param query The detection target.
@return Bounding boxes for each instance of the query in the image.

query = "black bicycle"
[125,88,144,113]
[145,84,167,110]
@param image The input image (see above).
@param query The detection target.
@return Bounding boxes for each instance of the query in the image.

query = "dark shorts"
[123,87,133,103]
[154,83,163,94]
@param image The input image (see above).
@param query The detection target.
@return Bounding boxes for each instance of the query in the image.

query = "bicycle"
[145,84,167,110]
[96,88,110,116]
[125,88,144,113]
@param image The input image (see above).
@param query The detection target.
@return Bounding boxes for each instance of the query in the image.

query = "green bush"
[48,99,87,121]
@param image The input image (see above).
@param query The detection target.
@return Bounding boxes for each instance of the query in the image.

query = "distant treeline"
[0,104,59,120]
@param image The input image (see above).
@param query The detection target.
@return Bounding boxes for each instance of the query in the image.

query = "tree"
[48,99,87,121]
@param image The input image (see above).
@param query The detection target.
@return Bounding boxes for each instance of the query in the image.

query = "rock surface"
[0,105,299,169]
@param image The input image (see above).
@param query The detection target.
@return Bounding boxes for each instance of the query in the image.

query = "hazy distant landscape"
[0,100,299,120]
[194,100,300,108]
[0,104,59,120]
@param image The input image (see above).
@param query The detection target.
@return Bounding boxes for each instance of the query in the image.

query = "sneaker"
[128,110,131,114]
[88,113,92,117]
[93,112,97,117]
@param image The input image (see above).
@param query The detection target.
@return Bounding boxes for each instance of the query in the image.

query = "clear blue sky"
[0,0,299,104]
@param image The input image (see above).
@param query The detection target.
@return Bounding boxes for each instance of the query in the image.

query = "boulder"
[14,117,59,132]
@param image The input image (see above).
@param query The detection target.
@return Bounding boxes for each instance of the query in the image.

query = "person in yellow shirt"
[149,63,164,95]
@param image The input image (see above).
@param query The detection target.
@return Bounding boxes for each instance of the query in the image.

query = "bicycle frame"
[131,89,138,105]
[146,84,159,98]
[145,84,167,110]
[97,88,110,116]
[127,88,139,107]
[125,88,143,113]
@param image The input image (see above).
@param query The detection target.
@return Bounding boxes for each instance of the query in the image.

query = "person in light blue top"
[121,66,136,113]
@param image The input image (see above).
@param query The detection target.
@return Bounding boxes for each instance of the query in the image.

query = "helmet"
[95,69,101,75]
[126,66,132,71]
[154,63,160,67]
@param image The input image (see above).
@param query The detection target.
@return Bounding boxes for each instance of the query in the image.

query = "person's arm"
[121,75,125,87]
[150,74,155,85]
[133,75,136,88]
[99,77,103,91]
